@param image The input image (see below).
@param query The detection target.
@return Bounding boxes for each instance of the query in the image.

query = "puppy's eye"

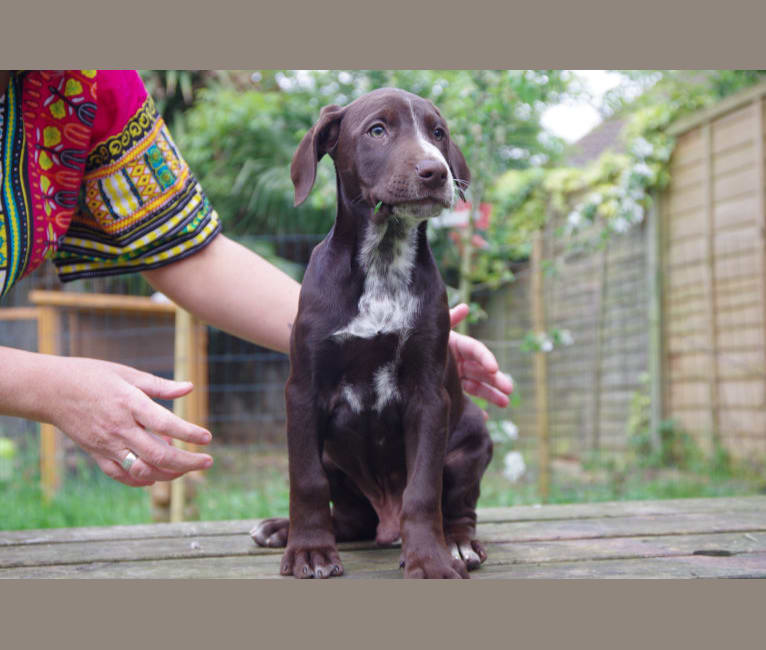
[433,127,445,141]
[369,125,386,138]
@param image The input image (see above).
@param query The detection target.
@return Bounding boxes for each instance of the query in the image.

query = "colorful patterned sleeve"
[52,70,221,282]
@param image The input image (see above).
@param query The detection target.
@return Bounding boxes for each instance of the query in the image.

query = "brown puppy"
[251,88,493,579]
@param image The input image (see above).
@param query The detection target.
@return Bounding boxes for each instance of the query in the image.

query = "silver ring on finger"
[121,450,139,471]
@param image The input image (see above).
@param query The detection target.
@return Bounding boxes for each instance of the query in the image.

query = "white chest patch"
[333,220,420,342]
[333,218,421,415]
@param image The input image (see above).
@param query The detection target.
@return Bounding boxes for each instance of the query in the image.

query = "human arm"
[0,346,214,487]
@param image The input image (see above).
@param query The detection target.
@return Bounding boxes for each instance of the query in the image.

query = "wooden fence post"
[702,123,721,445]
[531,229,550,501]
[166,307,207,523]
[37,306,61,500]
[590,241,609,452]
[169,307,192,523]
[647,194,665,451]
[753,97,766,414]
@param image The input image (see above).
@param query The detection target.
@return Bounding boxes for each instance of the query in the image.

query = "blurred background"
[2,70,766,530]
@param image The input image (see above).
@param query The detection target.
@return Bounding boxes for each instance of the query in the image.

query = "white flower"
[612,216,630,233]
[540,335,553,352]
[633,162,653,179]
[501,420,519,440]
[503,451,526,483]
[588,192,602,205]
[621,197,644,224]
[631,137,653,159]
[567,210,582,227]
[488,419,519,443]
[559,329,574,346]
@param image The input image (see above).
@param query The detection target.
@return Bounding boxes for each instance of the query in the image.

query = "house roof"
[565,117,626,167]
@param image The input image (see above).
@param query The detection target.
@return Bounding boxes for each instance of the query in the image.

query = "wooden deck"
[2,496,765,578]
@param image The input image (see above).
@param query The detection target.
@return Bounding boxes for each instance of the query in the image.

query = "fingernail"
[203,456,213,468]
[201,432,212,443]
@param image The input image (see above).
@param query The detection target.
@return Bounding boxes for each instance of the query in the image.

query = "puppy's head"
[291,88,470,223]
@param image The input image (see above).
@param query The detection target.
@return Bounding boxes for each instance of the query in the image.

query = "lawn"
[2,440,764,531]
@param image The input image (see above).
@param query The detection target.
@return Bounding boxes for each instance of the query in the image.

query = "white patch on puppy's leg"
[373,362,399,412]
[342,384,363,414]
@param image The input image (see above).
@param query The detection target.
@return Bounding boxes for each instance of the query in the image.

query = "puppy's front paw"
[401,546,470,579]
[280,543,344,579]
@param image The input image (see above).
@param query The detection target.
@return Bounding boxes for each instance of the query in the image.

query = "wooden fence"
[479,81,766,462]
[477,209,649,459]
[661,83,766,457]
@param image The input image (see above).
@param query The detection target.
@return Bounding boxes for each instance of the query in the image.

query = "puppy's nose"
[416,160,448,190]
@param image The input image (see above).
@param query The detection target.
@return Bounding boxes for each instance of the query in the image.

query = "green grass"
[1,459,151,530]
[1,443,764,531]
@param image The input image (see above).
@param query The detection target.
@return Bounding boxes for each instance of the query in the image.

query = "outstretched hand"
[46,357,213,487]
[448,304,513,415]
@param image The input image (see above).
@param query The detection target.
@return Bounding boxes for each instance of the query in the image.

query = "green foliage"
[0,445,151,530]
[498,70,766,255]
[173,85,335,238]
[626,375,733,476]
[520,327,574,353]
[173,70,574,289]
[3,441,759,530]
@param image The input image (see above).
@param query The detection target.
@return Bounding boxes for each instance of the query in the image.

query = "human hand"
[45,356,213,487]
[449,304,513,414]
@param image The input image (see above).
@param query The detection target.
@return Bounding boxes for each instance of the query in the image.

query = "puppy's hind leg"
[250,518,289,548]
[250,464,377,548]
[442,399,493,571]
[326,464,379,543]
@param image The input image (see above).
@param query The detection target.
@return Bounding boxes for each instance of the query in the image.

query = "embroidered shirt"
[0,70,221,299]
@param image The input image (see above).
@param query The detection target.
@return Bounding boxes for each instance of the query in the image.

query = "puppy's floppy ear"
[447,139,471,201]
[291,104,345,207]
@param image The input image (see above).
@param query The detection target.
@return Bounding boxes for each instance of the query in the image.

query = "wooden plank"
[714,223,760,257]
[3,497,765,547]
[2,512,765,571]
[28,290,176,314]
[718,380,764,408]
[667,185,706,218]
[480,553,766,579]
[668,159,704,191]
[713,169,758,203]
[719,409,766,438]
[712,103,759,154]
[3,538,766,579]
[670,128,704,162]
[713,140,756,177]
[714,193,760,230]
[477,510,766,543]
[0,307,39,321]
